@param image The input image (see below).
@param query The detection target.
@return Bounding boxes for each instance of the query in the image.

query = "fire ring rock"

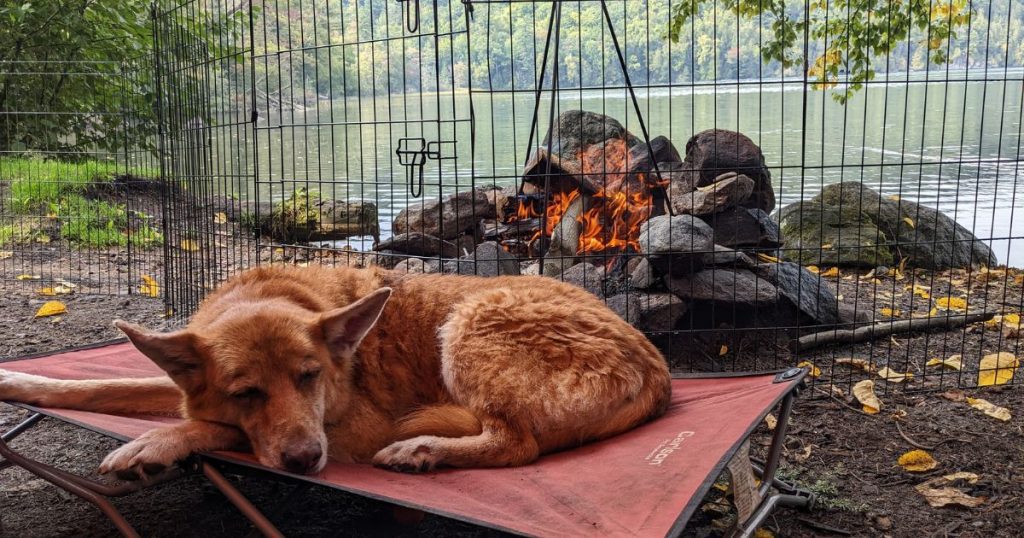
[666,268,778,308]
[684,129,775,213]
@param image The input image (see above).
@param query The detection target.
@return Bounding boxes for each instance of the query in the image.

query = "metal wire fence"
[7,0,1021,396]
[0,59,162,295]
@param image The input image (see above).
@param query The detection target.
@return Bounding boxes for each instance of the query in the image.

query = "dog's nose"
[281,442,323,474]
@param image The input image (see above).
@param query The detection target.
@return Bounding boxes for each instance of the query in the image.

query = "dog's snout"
[281,441,323,474]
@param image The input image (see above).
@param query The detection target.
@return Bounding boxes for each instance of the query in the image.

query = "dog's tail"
[394,404,483,440]
[0,370,184,417]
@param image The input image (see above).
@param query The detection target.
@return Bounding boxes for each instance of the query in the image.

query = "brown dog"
[0,265,671,477]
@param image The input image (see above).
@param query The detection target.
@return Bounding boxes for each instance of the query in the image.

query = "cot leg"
[201,462,284,538]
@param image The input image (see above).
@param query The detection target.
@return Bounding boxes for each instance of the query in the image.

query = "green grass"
[0,157,162,248]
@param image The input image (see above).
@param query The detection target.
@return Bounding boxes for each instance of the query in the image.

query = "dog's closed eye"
[230,387,265,400]
[298,369,321,386]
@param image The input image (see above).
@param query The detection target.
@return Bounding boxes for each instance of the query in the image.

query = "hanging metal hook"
[399,0,420,33]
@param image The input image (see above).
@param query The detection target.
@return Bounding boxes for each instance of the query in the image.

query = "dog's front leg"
[99,420,247,481]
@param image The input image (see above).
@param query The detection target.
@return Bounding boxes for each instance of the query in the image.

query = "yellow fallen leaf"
[35,234,50,244]
[977,352,1019,387]
[903,217,916,228]
[984,314,1003,328]
[913,285,931,299]
[936,297,968,311]
[1004,313,1021,324]
[139,275,161,298]
[180,239,201,252]
[754,529,774,538]
[37,287,57,296]
[915,472,984,508]
[965,397,1011,421]
[0,250,12,260]
[797,360,821,377]
[805,265,821,274]
[756,253,780,264]
[16,274,41,280]
[878,367,914,383]
[764,414,778,430]
[880,307,902,317]
[820,243,833,249]
[719,344,728,356]
[926,355,962,371]
[35,301,67,318]
[898,449,938,472]
[214,212,228,224]
[853,380,882,414]
[835,357,874,372]
[928,307,939,317]
[820,267,840,278]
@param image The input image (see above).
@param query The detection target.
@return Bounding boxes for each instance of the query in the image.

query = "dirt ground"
[1,257,1022,537]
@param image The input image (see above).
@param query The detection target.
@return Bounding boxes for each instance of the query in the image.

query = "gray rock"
[701,206,781,250]
[638,214,716,255]
[629,257,658,288]
[702,244,757,268]
[820,182,998,269]
[777,201,892,267]
[662,162,701,205]
[754,261,841,326]
[443,241,521,277]
[627,136,683,175]
[392,258,428,274]
[672,172,755,216]
[374,232,460,258]
[605,292,687,332]
[558,262,606,297]
[777,182,997,269]
[684,129,775,212]
[393,188,495,240]
[540,110,640,158]
[639,214,715,276]
[666,268,778,307]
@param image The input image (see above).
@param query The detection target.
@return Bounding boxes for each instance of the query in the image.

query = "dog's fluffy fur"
[0,266,671,476]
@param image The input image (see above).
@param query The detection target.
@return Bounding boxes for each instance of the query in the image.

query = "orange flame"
[511,138,667,256]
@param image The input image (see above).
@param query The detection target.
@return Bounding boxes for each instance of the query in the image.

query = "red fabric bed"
[2,342,800,537]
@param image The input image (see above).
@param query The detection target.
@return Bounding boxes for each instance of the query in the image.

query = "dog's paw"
[98,427,193,481]
[372,437,442,473]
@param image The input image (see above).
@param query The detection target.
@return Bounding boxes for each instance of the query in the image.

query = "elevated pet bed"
[1,341,813,537]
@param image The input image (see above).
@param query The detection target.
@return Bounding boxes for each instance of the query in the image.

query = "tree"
[670,0,974,102]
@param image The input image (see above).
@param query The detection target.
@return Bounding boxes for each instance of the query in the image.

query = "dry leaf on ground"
[912,285,931,299]
[977,352,1019,387]
[935,296,968,311]
[965,397,1012,421]
[213,212,228,224]
[926,355,962,371]
[797,361,821,377]
[820,267,840,278]
[878,367,914,383]
[0,251,12,260]
[942,389,966,402]
[719,344,728,356]
[139,275,161,298]
[853,380,882,414]
[880,307,902,317]
[35,301,67,318]
[15,274,40,280]
[898,449,938,472]
[764,414,777,430]
[914,472,984,508]
[180,239,201,252]
[835,357,874,372]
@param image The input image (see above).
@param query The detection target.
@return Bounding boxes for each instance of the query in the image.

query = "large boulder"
[778,182,997,269]
[684,129,775,213]
[394,188,497,240]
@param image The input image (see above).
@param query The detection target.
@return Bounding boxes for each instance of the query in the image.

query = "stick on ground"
[791,311,997,353]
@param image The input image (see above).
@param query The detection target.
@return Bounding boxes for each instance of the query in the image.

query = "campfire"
[506,136,668,264]
[383,110,859,358]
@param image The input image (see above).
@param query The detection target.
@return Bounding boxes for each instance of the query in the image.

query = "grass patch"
[0,157,162,248]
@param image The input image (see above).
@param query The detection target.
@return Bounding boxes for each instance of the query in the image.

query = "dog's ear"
[318,287,392,359]
[114,320,201,387]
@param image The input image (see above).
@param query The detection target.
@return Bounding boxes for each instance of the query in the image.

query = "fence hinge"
[396,138,454,198]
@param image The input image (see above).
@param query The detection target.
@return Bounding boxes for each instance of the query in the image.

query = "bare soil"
[1,256,1022,537]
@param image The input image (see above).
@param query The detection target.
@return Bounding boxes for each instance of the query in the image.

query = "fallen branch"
[791,311,997,353]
